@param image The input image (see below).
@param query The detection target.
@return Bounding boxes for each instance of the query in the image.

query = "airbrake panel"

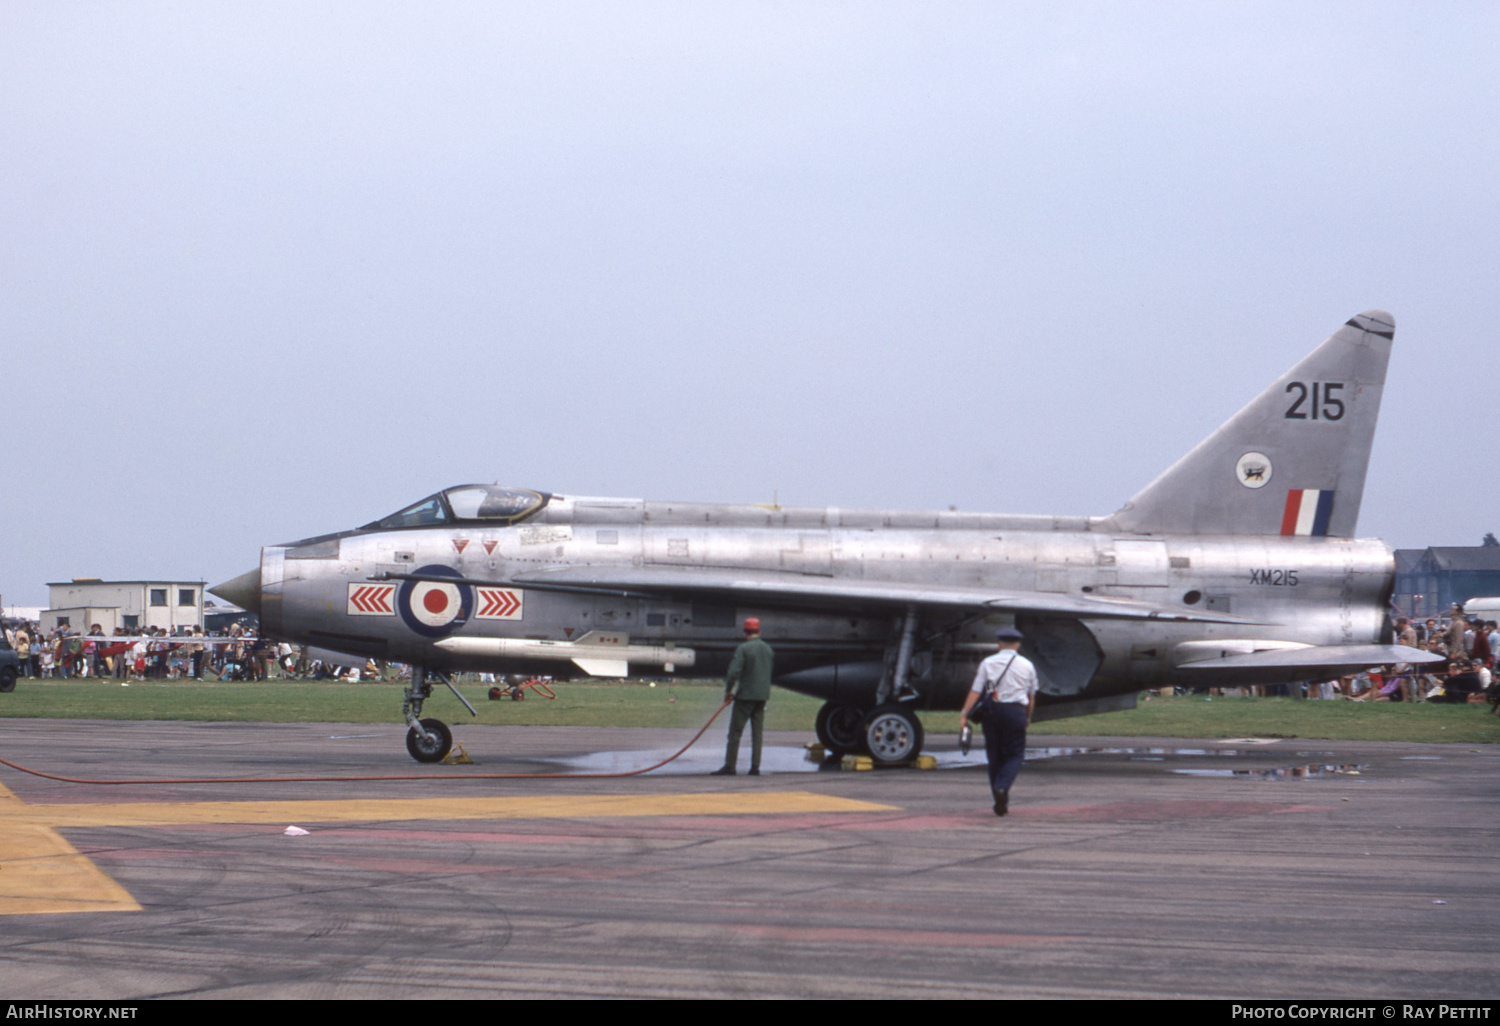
[1015,616,1102,696]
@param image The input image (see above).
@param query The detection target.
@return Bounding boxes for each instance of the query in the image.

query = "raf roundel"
[1235,451,1273,489]
[396,565,474,638]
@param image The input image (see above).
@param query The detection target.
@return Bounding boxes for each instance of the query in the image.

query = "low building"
[43,579,205,634]
[41,605,122,635]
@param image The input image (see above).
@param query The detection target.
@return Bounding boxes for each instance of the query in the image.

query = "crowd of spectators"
[1371,608,1500,711]
[5,604,1500,713]
[1187,606,1500,713]
[0,620,391,682]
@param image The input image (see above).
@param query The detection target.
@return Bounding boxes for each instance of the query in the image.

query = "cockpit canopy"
[365,486,551,530]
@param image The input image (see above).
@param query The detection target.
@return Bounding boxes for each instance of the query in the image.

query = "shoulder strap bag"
[974,652,1016,719]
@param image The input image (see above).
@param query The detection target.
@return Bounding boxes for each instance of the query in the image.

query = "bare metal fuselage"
[211,310,1419,765]
[254,496,1392,713]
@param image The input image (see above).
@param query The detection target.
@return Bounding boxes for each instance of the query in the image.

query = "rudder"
[1110,310,1394,538]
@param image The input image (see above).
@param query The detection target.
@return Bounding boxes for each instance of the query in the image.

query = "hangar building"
[1393,545,1500,619]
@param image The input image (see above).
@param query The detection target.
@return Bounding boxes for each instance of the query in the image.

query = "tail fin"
[1111,310,1393,538]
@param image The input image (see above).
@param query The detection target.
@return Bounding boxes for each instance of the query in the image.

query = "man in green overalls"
[712,617,774,776]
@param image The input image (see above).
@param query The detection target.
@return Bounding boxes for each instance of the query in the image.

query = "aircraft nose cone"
[209,567,261,617]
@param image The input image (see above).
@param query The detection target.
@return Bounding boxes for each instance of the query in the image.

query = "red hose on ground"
[0,699,735,786]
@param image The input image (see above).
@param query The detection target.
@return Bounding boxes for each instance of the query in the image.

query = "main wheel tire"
[860,704,924,765]
[815,702,866,755]
[0,667,15,693]
[405,718,453,763]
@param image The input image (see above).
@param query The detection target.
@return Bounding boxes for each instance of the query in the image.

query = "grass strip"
[0,679,820,731]
[1,681,1495,744]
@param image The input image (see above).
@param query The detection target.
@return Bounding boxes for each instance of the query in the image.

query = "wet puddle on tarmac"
[533,743,1367,779]
[1169,764,1368,780]
[535,745,835,776]
[995,746,1368,781]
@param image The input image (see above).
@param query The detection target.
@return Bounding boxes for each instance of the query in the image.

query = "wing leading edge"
[378,564,1265,624]
[1175,643,1441,672]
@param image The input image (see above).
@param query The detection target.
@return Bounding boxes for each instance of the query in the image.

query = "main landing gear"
[815,701,925,766]
[813,605,929,766]
[815,702,864,755]
[860,704,925,764]
[403,666,478,763]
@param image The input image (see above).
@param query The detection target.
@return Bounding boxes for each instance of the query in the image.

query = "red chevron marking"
[347,584,396,615]
[476,588,522,619]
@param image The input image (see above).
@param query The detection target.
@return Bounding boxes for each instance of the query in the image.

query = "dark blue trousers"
[982,702,1029,795]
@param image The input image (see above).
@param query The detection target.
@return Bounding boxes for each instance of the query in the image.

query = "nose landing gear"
[405,717,453,763]
[403,666,476,763]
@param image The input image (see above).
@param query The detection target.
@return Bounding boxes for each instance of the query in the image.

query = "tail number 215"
[1285,381,1344,421]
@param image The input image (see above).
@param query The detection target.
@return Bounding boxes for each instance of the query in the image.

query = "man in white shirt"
[959,627,1040,817]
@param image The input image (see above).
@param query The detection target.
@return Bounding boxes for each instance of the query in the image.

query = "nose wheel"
[405,717,453,763]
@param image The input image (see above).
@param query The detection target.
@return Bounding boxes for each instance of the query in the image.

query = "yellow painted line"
[0,780,895,916]
[0,783,142,916]
[4,790,894,829]
[0,823,142,916]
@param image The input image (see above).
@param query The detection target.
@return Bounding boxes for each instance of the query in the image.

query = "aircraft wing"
[1175,643,1443,673]
[449,564,1264,624]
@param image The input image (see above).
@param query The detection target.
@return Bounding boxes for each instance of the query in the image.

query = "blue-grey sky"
[3,2,1497,606]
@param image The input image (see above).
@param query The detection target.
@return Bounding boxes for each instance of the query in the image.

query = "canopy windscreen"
[444,486,549,524]
[367,486,550,530]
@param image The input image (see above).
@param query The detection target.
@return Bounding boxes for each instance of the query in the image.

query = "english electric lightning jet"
[212,310,1438,765]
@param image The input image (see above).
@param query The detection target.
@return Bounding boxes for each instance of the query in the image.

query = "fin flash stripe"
[1280,489,1334,536]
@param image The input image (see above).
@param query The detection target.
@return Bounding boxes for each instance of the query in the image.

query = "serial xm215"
[212,310,1437,765]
